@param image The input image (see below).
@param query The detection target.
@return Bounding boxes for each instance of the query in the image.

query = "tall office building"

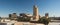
[9,14,12,18]
[30,0,39,21]
[12,13,17,18]
[33,5,39,21]
[45,13,49,18]
[11,13,17,20]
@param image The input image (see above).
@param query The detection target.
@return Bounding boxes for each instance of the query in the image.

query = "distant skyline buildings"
[12,13,17,18]
[45,13,49,18]
[0,0,60,17]
[9,14,12,18]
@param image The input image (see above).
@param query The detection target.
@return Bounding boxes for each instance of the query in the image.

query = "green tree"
[17,17,30,22]
[38,17,51,25]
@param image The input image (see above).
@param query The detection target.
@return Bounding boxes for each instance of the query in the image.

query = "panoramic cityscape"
[0,0,60,25]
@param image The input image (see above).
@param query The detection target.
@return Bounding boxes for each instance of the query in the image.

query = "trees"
[17,17,31,22]
[17,13,31,22]
[38,17,51,25]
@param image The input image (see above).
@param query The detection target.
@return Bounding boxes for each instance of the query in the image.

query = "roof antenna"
[34,0,36,5]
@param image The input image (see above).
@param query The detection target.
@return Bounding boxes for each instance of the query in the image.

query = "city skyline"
[0,0,60,17]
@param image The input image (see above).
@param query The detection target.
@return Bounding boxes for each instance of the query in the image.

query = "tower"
[33,0,39,21]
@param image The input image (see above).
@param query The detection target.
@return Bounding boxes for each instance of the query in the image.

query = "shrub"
[17,17,30,22]
[38,17,51,25]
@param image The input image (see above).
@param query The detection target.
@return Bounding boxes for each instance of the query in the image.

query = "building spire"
[33,0,37,8]
[34,0,36,5]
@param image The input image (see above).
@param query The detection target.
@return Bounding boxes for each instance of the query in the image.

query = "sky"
[0,0,60,17]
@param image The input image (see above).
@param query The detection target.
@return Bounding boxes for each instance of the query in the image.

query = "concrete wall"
[14,22,44,25]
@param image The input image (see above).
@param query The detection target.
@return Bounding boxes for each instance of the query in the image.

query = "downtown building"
[30,5,40,21]
[9,13,17,20]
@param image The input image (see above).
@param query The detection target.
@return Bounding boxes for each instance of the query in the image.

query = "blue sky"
[0,0,60,17]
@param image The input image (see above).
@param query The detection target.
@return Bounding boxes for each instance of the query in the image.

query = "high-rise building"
[45,13,49,18]
[11,13,17,20]
[12,13,17,18]
[9,14,12,18]
[30,0,39,21]
[33,5,39,21]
